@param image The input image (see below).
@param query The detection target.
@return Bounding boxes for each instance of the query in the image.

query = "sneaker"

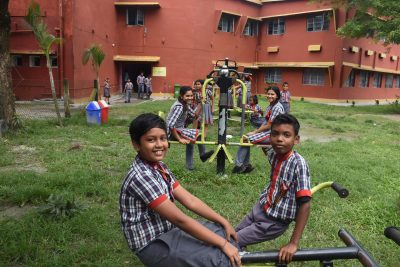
[200,150,214,162]
[232,165,243,174]
[242,164,254,174]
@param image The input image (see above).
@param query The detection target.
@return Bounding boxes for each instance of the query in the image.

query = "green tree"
[25,0,63,126]
[82,44,105,102]
[315,0,400,45]
[0,0,17,134]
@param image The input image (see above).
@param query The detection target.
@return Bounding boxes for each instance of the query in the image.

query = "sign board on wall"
[152,67,167,77]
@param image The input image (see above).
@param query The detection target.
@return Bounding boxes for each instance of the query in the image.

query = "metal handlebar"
[311,182,349,198]
[384,226,400,246]
[241,228,379,267]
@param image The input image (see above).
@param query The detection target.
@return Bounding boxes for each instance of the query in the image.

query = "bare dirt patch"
[0,145,47,174]
[301,127,357,143]
[0,205,35,220]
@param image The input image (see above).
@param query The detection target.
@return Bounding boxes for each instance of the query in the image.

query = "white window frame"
[303,68,325,86]
[264,68,282,83]
[218,14,235,33]
[11,55,23,67]
[243,19,259,36]
[268,18,285,35]
[307,12,330,32]
[29,55,41,67]
[126,8,144,26]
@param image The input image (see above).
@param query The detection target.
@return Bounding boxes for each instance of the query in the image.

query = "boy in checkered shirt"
[119,113,241,267]
[236,114,311,264]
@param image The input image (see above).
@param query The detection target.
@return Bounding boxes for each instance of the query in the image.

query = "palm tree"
[25,1,62,126]
[82,44,105,101]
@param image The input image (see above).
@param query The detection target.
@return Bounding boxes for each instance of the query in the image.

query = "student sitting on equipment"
[185,80,203,129]
[236,114,311,264]
[245,95,264,128]
[119,113,241,267]
[166,86,214,170]
[233,86,285,174]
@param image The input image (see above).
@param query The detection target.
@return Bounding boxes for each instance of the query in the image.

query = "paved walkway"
[15,94,174,119]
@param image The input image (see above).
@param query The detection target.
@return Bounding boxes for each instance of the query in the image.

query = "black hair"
[271,113,300,135]
[129,113,167,144]
[250,95,258,104]
[283,81,289,86]
[178,86,193,108]
[194,79,204,85]
[266,86,281,103]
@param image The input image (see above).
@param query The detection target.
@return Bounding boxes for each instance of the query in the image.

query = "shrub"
[37,194,86,219]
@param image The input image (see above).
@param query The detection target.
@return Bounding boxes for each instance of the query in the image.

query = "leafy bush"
[37,194,86,219]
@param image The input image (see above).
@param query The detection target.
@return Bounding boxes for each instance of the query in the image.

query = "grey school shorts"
[137,221,239,267]
[236,202,290,247]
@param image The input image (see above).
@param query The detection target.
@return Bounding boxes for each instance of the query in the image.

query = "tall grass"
[0,99,399,266]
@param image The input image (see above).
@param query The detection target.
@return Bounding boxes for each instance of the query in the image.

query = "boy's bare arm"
[278,201,310,263]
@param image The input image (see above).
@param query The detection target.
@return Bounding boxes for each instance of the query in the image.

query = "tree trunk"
[46,55,63,126]
[63,79,71,118]
[0,0,16,133]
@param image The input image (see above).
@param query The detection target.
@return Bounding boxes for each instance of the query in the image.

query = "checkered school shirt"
[247,102,285,144]
[259,149,311,222]
[166,101,198,141]
[280,90,291,103]
[119,156,180,252]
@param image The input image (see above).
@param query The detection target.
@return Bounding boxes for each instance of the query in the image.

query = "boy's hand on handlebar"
[278,243,297,263]
[221,242,241,267]
[178,138,190,145]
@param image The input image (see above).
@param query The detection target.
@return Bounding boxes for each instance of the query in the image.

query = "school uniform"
[120,156,237,266]
[236,87,243,108]
[202,86,214,125]
[137,74,145,99]
[280,90,291,113]
[246,103,264,128]
[234,102,285,168]
[166,100,208,170]
[244,80,251,105]
[236,149,311,247]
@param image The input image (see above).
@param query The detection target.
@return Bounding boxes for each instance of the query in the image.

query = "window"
[218,14,235,33]
[265,68,282,83]
[395,75,400,88]
[307,12,330,32]
[11,55,23,67]
[127,8,144,26]
[344,69,355,87]
[243,19,259,36]
[29,55,40,67]
[372,73,382,88]
[268,18,285,35]
[359,71,370,87]
[303,69,325,85]
[385,74,393,88]
[50,56,58,68]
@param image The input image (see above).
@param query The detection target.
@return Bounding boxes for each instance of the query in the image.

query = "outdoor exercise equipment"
[169,58,252,174]
[384,226,400,246]
[240,182,379,267]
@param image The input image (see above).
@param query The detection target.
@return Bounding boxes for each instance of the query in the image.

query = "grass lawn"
[0,99,399,266]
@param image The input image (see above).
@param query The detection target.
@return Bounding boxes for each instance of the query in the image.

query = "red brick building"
[9,0,400,102]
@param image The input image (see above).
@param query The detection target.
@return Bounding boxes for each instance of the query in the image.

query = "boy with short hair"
[236,113,311,264]
[280,82,291,113]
